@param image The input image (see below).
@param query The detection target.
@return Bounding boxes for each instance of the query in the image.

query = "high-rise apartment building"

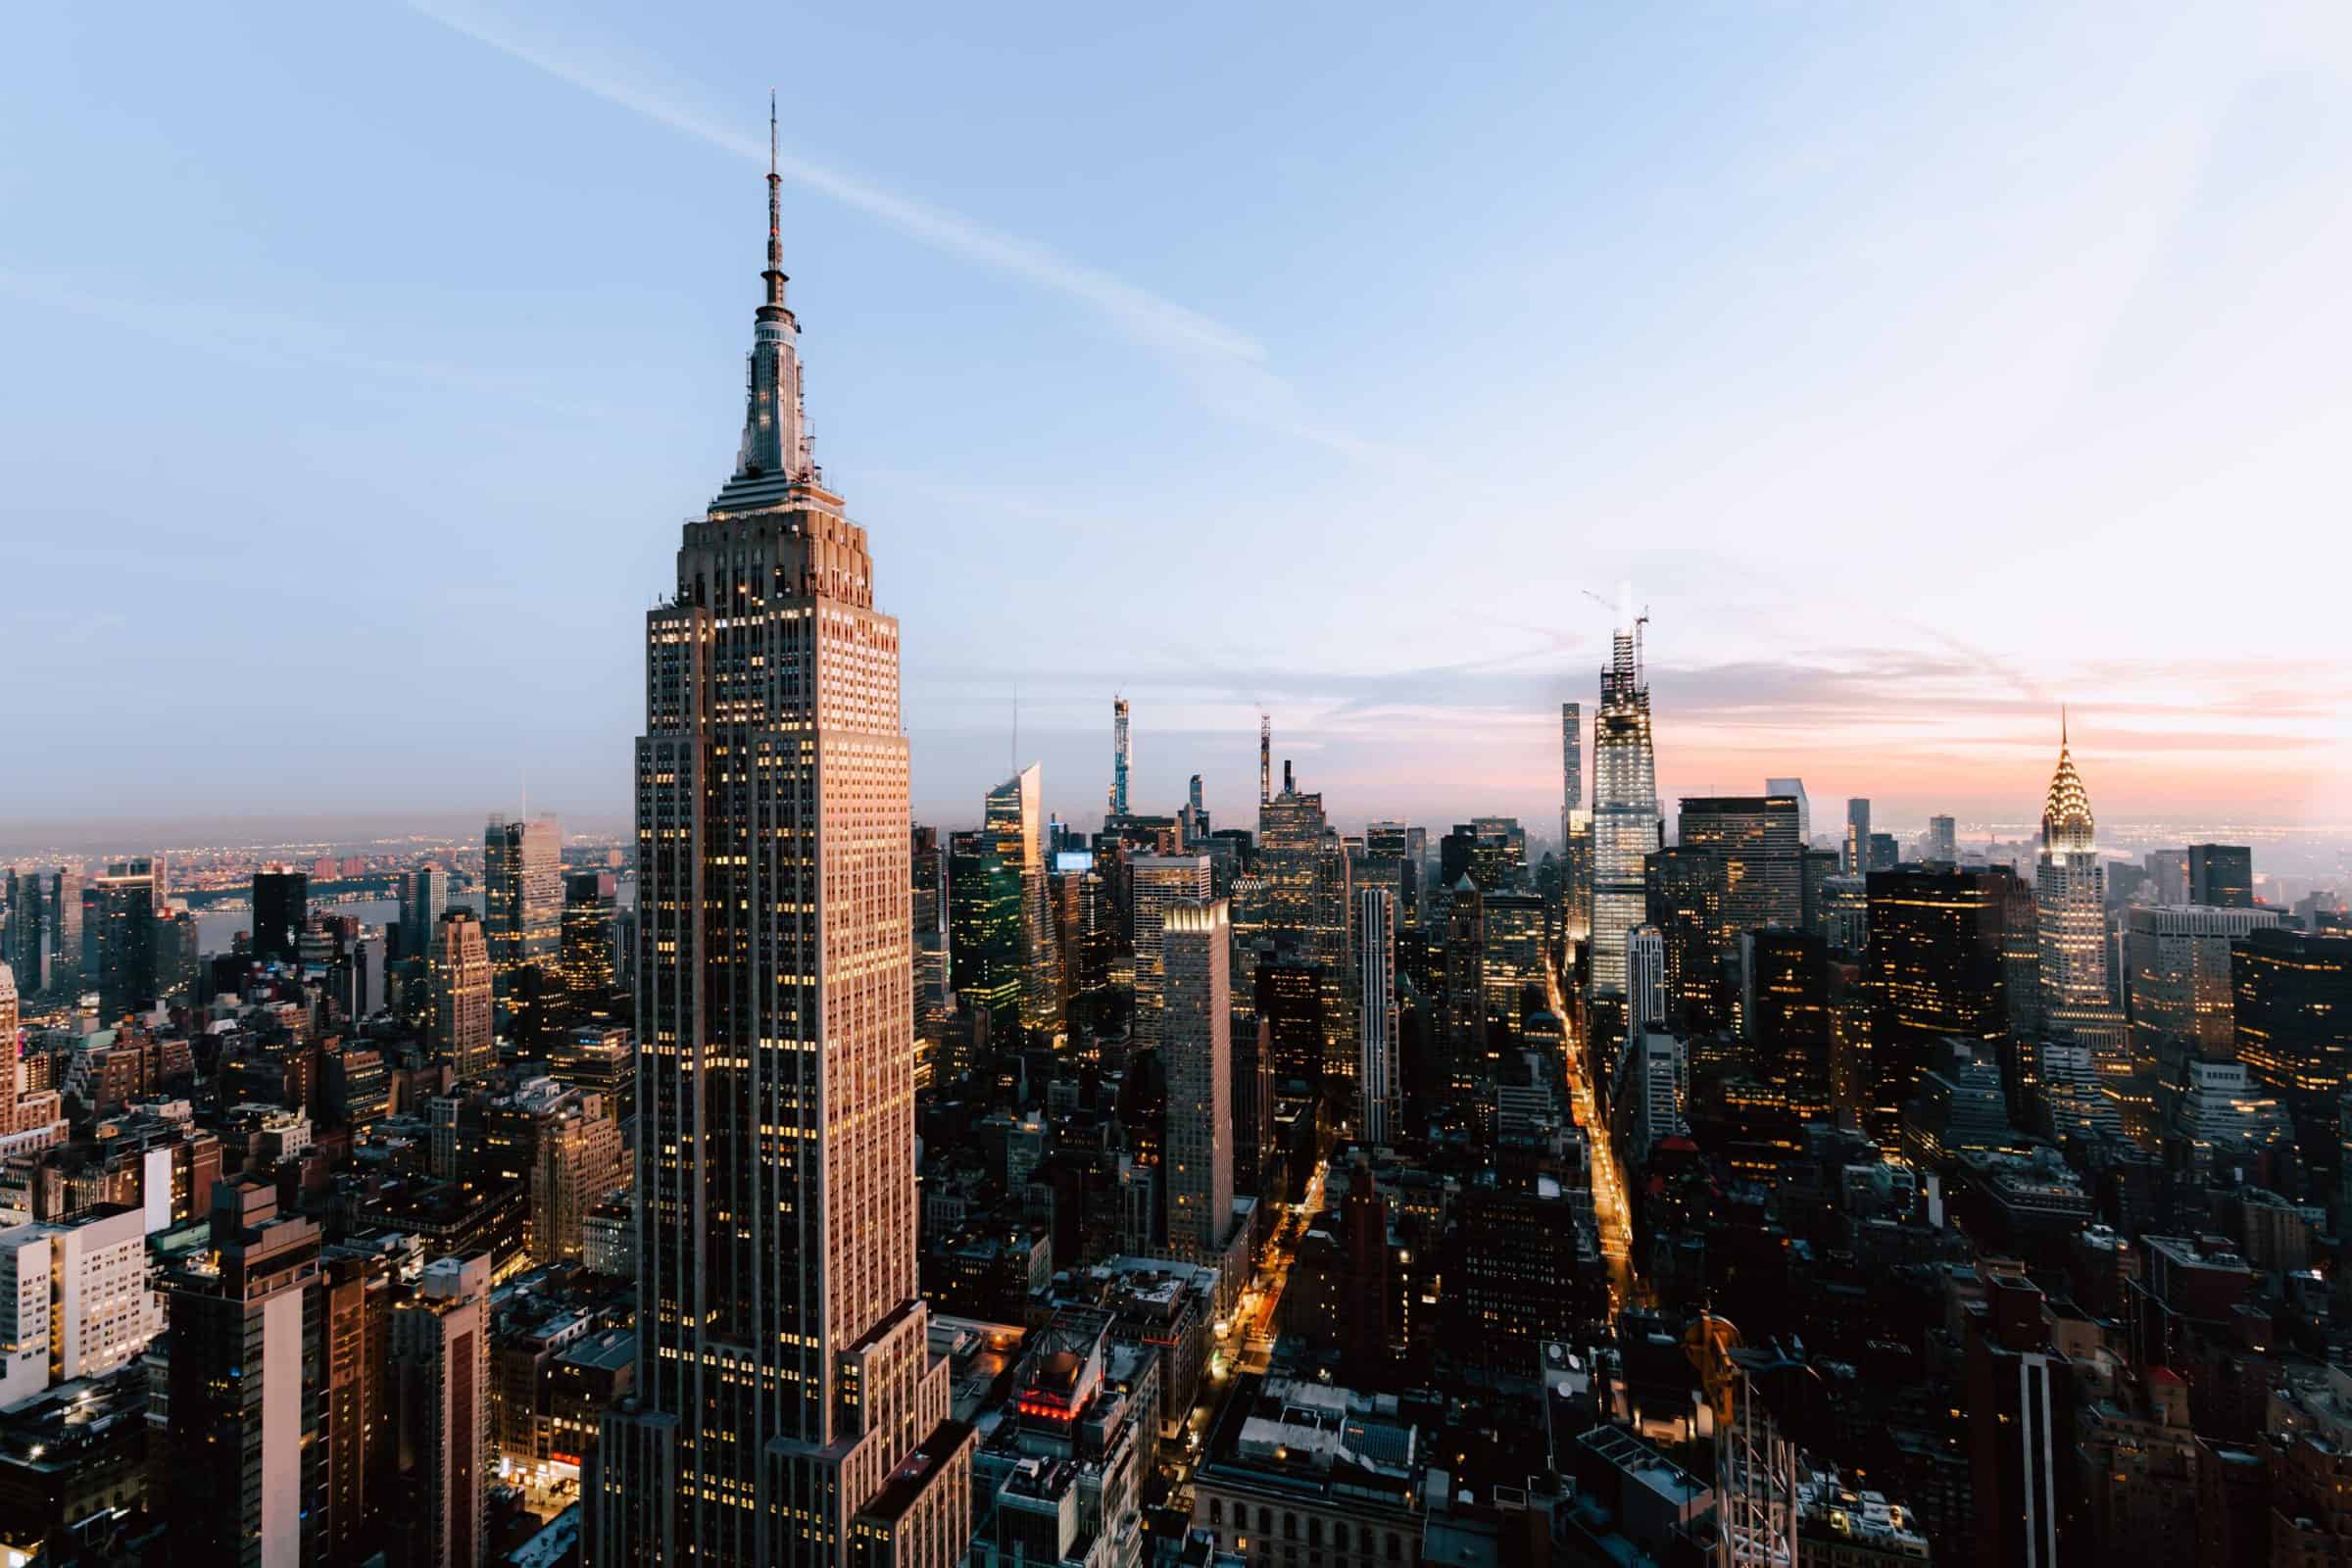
[2187,844,2254,908]
[2035,725,2109,1015]
[390,1254,493,1568]
[429,909,495,1081]
[1108,696,1131,817]
[0,1205,163,1407]
[1626,925,1667,1041]
[1161,899,1233,1262]
[597,125,973,1566]
[1591,591,1659,998]
[1563,708,1592,941]
[251,862,309,965]
[1130,854,1212,1050]
[988,763,1060,1037]
[400,862,449,963]
[1355,885,1399,1147]
[483,815,562,991]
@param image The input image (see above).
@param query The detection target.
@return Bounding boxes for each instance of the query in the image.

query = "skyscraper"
[1866,865,2017,1146]
[166,1177,325,1567]
[1130,853,1212,1050]
[400,862,449,963]
[598,118,973,1565]
[429,908,495,1081]
[561,869,619,1006]
[2187,844,2254,908]
[1674,795,1804,951]
[251,862,309,965]
[483,815,562,993]
[948,829,1022,1036]
[1842,799,1871,876]
[1925,814,1958,865]
[1356,885,1399,1147]
[1562,704,1592,943]
[389,1254,493,1568]
[1108,695,1131,817]
[987,763,1059,1037]
[2035,721,2109,1015]
[1764,777,1811,847]
[1161,899,1232,1262]
[1591,588,1659,998]
[89,858,157,1018]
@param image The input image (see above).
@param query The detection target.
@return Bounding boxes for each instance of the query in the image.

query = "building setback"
[596,111,974,1567]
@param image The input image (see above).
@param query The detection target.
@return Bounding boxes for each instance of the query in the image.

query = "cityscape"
[7,10,2352,1568]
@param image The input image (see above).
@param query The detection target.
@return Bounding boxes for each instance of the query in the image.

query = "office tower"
[1925,814,1958,865]
[987,763,1060,1036]
[1868,832,1899,872]
[2187,844,2254,908]
[1256,962,1326,1093]
[1107,696,1131,816]
[1439,883,1486,1103]
[1356,886,1399,1146]
[1161,899,1232,1262]
[429,909,495,1081]
[1234,1020,1279,1198]
[1741,926,1831,1115]
[1591,589,1660,998]
[1626,925,1667,1039]
[1131,854,1212,1050]
[948,828,1022,1035]
[1841,799,1871,876]
[1360,821,1410,929]
[2035,723,2109,1016]
[1625,1031,1688,1156]
[251,862,308,964]
[1442,819,1525,894]
[2127,904,2283,1061]
[1480,892,1546,1032]
[561,869,619,1009]
[1258,765,1326,942]
[1643,845,1721,1035]
[483,814,562,992]
[390,1254,492,1568]
[910,826,952,1035]
[1865,865,2016,1147]
[89,858,157,1018]
[4,870,50,995]
[2144,849,2189,906]
[2232,928,2352,1185]
[1764,777,1811,847]
[166,1177,325,1567]
[48,867,81,998]
[598,130,973,1568]
[1676,795,1804,947]
[399,863,449,963]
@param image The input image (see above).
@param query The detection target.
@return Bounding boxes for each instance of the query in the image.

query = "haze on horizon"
[4,2,2347,843]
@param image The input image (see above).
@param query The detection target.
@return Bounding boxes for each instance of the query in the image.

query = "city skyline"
[6,3,2349,836]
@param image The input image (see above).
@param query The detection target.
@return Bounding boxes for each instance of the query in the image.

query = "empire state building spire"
[718,93,815,509]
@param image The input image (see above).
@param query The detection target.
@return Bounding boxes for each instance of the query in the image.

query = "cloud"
[400,0,1368,456]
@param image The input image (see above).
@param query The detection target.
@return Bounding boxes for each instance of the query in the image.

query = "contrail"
[401,0,1370,454]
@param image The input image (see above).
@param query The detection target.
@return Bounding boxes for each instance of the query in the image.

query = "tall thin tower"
[1590,586,1660,997]
[1109,695,1131,816]
[1259,713,1272,807]
[1561,701,1592,943]
[597,104,975,1568]
[2036,712,2108,1013]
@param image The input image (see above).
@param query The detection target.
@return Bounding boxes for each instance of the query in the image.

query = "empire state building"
[595,110,976,1567]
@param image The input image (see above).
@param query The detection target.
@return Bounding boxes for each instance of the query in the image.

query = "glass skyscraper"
[1590,590,1659,998]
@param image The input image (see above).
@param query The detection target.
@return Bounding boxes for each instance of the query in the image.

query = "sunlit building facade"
[597,125,974,1567]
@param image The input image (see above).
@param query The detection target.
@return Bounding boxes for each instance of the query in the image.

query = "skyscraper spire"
[718,97,812,508]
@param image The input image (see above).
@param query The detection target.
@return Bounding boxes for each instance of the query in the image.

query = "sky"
[4,1,2349,847]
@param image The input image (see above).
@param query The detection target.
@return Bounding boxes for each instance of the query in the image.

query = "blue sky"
[4,1,2348,842]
